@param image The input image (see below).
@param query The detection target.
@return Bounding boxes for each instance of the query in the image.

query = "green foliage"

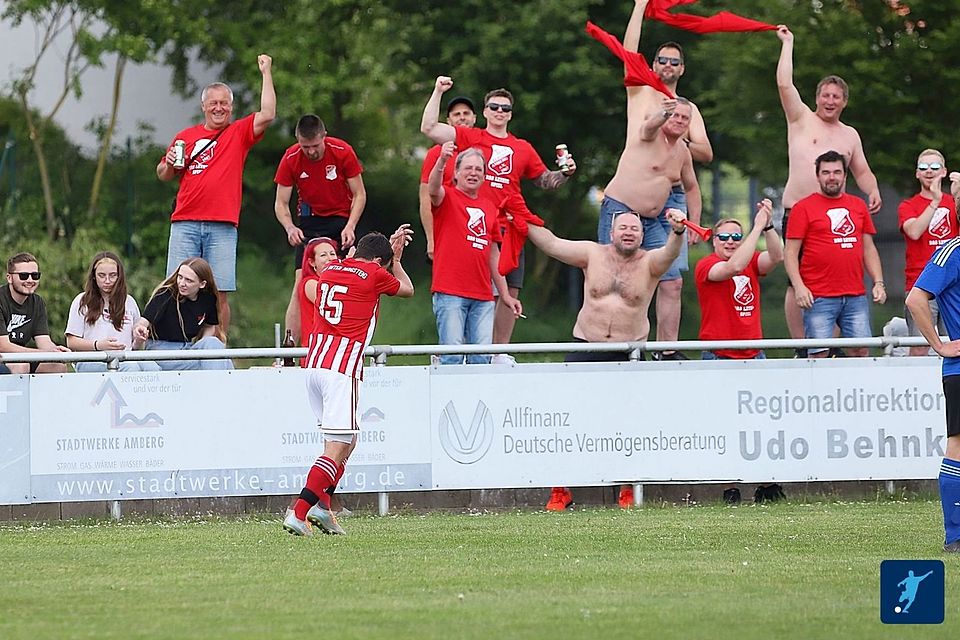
[0,501,953,639]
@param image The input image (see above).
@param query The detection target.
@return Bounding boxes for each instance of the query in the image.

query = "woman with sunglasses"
[132,258,232,370]
[65,252,160,373]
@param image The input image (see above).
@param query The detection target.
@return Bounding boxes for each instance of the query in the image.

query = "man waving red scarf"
[585,21,674,98]
[497,192,544,276]
[645,0,776,34]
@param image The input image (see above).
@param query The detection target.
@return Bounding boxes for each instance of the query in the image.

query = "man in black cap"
[419,95,477,260]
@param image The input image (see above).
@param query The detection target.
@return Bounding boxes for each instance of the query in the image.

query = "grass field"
[0,500,955,639]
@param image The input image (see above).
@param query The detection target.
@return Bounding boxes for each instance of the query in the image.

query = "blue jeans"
[598,189,688,281]
[803,295,871,354]
[145,336,234,370]
[432,293,495,365]
[76,361,162,373]
[167,221,238,291]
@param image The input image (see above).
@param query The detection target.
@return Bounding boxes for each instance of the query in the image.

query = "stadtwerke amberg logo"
[438,400,494,464]
[879,560,944,624]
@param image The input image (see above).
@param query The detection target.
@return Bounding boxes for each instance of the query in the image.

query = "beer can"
[555,143,572,171]
[172,140,186,169]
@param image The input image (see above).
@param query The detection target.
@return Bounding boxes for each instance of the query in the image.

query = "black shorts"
[944,375,960,437]
[564,338,643,362]
[293,216,349,270]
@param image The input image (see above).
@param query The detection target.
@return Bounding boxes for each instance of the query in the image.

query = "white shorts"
[306,368,360,442]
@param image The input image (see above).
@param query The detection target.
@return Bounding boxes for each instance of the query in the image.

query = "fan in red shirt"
[283,227,415,537]
[274,114,366,343]
[899,149,960,356]
[156,54,276,335]
[421,76,576,348]
[695,199,783,360]
[785,150,886,357]
[419,96,478,261]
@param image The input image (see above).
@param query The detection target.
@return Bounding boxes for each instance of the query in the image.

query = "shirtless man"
[527,208,686,511]
[776,25,881,353]
[598,0,708,360]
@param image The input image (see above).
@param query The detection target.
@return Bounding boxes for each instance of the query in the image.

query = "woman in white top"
[65,252,160,372]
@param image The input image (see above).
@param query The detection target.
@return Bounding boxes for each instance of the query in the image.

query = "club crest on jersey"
[826,207,855,237]
[191,139,216,169]
[929,206,953,239]
[732,275,755,306]
[466,207,487,238]
[488,144,514,176]
[325,165,338,180]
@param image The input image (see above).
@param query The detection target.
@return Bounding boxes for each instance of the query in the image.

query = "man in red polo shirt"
[785,150,886,357]
[899,148,960,356]
[421,76,575,348]
[274,114,366,341]
[695,198,783,361]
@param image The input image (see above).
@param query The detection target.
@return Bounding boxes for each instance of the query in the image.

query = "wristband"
[875,281,886,287]
[762,224,775,232]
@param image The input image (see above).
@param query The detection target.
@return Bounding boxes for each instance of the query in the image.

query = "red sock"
[293,456,337,519]
[326,460,346,497]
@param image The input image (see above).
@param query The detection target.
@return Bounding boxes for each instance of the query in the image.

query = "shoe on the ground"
[754,483,786,504]
[723,487,742,505]
[545,487,573,511]
[491,354,517,365]
[282,511,313,537]
[945,540,960,553]
[653,351,689,361]
[618,486,634,509]
[307,503,347,535]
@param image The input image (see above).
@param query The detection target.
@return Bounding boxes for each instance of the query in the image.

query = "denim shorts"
[598,190,688,282]
[167,221,238,291]
[905,298,947,337]
[803,295,871,354]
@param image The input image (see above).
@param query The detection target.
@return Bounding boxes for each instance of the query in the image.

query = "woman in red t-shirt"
[297,237,340,349]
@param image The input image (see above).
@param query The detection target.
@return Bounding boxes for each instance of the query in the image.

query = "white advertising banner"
[26,366,431,503]
[429,358,947,487]
[0,375,31,504]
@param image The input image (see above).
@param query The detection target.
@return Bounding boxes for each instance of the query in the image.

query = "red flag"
[585,21,674,98]
[645,0,777,34]
[497,193,544,277]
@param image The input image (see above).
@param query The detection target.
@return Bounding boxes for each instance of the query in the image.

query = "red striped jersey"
[304,258,401,379]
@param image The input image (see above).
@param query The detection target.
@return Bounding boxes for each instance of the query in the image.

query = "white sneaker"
[282,511,313,537]
[306,503,347,535]
[491,354,517,365]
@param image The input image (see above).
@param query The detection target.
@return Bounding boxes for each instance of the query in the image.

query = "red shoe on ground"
[618,485,634,509]
[545,487,573,511]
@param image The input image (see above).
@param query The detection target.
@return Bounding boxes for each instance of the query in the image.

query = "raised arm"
[708,200,776,281]
[388,224,415,298]
[646,209,686,278]
[418,183,435,259]
[624,0,650,53]
[901,173,945,240]
[428,141,455,206]
[253,54,276,137]
[526,225,593,269]
[776,26,806,124]
[641,98,677,141]
[420,76,457,144]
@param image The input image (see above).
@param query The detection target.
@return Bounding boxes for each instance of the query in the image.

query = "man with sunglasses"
[899,150,960,356]
[599,0,708,361]
[421,76,576,348]
[420,96,478,262]
[695,199,783,362]
[784,151,886,357]
[776,26,881,355]
[0,253,69,374]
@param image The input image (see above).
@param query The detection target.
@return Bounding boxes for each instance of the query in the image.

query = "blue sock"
[939,458,960,544]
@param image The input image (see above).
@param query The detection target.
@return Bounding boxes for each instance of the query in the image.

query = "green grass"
[0,501,955,639]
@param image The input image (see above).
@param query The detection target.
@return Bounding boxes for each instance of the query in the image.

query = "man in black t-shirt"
[0,252,69,373]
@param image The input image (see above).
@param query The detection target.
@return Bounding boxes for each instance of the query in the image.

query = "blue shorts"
[167,221,238,291]
[803,295,871,354]
[598,190,688,282]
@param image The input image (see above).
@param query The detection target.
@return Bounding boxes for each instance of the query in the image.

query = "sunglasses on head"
[918,162,943,171]
[11,271,41,281]
[486,103,513,113]
[715,233,743,242]
[657,56,682,67]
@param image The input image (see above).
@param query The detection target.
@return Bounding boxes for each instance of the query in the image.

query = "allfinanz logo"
[438,401,494,464]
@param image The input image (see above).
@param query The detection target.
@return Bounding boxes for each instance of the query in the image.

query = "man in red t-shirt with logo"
[427,141,521,365]
[899,148,960,356]
[274,114,366,340]
[421,76,575,348]
[695,199,783,361]
[283,227,414,537]
[785,150,886,357]
[419,96,477,261]
[157,54,275,335]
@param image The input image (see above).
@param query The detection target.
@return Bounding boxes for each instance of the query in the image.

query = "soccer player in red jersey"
[283,226,414,536]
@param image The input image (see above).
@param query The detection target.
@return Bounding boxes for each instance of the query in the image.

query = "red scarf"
[645,0,777,34]
[497,193,544,276]
[585,22,674,98]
